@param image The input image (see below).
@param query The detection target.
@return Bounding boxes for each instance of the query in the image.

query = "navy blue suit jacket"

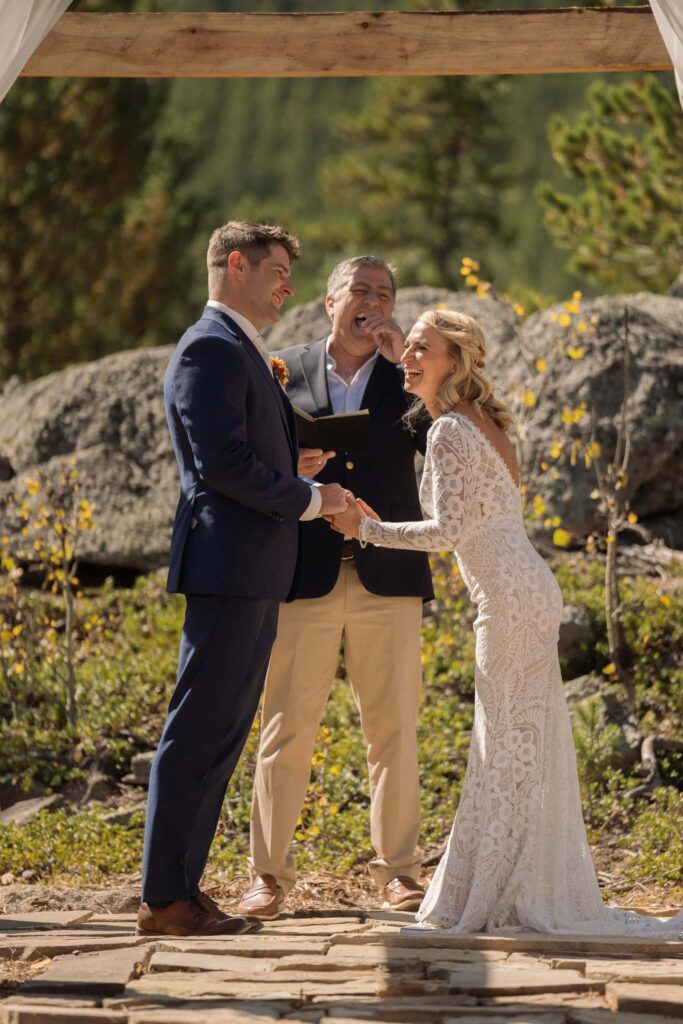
[281,339,434,601]
[164,307,312,599]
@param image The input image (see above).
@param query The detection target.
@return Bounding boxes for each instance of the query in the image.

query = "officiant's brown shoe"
[237,873,285,919]
[381,876,425,911]
[136,895,251,936]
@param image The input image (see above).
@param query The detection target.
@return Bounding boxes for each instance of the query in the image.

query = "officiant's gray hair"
[327,256,398,300]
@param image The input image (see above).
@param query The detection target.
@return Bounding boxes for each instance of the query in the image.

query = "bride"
[328,308,682,936]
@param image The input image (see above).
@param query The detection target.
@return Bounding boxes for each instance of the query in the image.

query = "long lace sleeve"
[359,416,472,552]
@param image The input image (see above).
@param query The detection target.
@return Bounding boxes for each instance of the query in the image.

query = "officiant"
[238,256,434,918]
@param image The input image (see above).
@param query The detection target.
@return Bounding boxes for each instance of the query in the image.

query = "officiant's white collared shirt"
[325,335,379,414]
[205,300,321,521]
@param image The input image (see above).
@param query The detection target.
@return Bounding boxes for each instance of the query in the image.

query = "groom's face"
[240,243,295,329]
[327,266,394,354]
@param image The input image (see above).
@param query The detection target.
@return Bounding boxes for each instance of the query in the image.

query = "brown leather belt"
[341,539,355,561]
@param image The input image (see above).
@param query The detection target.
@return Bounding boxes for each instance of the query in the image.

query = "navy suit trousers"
[141,594,279,904]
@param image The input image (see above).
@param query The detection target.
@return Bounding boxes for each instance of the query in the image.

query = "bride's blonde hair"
[409,309,512,432]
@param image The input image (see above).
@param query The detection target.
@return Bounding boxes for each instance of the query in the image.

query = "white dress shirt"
[325,335,379,414]
[205,300,321,520]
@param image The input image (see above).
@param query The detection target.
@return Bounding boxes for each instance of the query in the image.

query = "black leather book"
[293,407,370,452]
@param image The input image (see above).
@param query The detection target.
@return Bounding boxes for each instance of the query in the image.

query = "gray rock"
[0,794,62,825]
[122,751,155,787]
[0,347,176,571]
[557,605,592,663]
[564,673,606,704]
[518,293,683,543]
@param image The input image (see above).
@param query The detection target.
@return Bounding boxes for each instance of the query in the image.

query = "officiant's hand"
[359,314,405,364]
[319,483,353,516]
[299,448,335,478]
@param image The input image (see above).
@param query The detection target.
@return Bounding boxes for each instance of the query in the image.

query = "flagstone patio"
[1,909,682,1023]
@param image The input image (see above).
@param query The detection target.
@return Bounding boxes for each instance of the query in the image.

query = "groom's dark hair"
[207,220,300,288]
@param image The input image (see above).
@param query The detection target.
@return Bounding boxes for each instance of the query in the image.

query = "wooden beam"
[21,8,672,80]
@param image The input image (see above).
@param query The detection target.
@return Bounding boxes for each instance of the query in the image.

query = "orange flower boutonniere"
[271,356,289,387]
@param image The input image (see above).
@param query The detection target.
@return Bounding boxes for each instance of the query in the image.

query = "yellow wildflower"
[552,528,571,548]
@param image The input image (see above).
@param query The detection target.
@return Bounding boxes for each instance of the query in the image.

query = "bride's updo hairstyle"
[411,309,512,432]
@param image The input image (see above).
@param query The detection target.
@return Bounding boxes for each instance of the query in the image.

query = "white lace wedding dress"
[359,412,682,936]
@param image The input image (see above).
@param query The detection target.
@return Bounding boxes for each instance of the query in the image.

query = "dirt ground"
[0,865,680,918]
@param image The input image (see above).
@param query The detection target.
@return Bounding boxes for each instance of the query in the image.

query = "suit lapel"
[203,307,297,457]
[360,354,395,414]
[300,340,333,417]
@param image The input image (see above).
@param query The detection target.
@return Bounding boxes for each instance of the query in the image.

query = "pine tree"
[316,71,512,288]
[0,0,204,379]
[537,76,683,294]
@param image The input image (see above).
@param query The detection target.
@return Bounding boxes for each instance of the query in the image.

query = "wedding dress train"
[359,412,682,936]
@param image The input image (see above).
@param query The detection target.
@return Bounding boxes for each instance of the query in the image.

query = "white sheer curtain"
[0,0,71,105]
[650,0,683,109]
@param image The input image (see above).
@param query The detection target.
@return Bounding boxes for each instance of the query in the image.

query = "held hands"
[318,483,353,516]
[298,448,335,478]
[359,315,405,364]
[325,496,382,539]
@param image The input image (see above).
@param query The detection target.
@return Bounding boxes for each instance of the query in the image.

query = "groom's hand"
[359,314,405,364]
[298,448,335,478]
[318,483,353,516]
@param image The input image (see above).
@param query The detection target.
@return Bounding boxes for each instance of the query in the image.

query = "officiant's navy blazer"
[280,338,434,601]
[164,306,311,599]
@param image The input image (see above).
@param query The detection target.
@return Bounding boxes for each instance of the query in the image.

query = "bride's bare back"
[452,401,520,489]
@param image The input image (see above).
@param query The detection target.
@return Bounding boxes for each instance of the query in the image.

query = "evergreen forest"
[1,0,679,377]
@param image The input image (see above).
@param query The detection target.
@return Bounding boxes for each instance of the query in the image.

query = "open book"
[293,407,370,452]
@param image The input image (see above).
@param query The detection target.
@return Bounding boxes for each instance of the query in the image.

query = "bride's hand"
[356,497,381,522]
[325,495,363,538]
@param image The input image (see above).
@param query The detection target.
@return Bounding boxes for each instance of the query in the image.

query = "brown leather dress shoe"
[136,896,251,936]
[197,889,264,933]
[381,875,426,911]
[236,873,285,919]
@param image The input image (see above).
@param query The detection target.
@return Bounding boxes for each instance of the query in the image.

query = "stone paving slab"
[149,951,279,974]
[0,1009,127,1023]
[1,936,151,963]
[0,913,93,933]
[572,956,683,982]
[21,946,150,998]
[330,929,683,958]
[127,1013,307,1024]
[567,1011,683,1024]
[104,997,284,1017]
[272,956,379,974]
[605,980,683,1015]
[264,925,370,936]
[125,971,401,999]
[156,937,332,957]
[329,945,509,965]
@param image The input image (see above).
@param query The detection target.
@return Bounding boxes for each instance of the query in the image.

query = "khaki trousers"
[248,560,423,893]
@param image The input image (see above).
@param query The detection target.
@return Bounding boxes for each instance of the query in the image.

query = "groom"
[138,221,349,936]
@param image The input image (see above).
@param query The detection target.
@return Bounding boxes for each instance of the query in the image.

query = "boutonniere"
[271,356,289,387]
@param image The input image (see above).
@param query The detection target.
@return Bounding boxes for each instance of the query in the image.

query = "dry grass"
[0,957,48,997]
